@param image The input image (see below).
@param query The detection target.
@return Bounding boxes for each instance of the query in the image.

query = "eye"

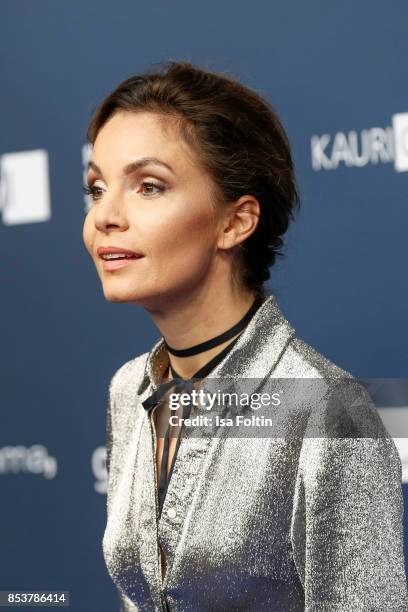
[140,180,165,196]
[82,180,166,202]
[83,184,104,201]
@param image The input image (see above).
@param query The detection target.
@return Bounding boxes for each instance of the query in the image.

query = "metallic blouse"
[103,293,408,611]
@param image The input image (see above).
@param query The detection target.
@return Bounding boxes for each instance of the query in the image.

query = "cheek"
[82,213,95,255]
[147,208,216,275]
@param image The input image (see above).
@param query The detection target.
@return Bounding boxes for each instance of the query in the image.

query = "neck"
[144,286,259,380]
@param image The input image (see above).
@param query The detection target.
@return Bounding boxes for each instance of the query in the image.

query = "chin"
[102,286,141,303]
[101,279,179,309]
[102,278,163,304]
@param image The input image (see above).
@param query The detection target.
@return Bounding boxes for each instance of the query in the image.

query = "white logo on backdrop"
[311,112,408,172]
[92,446,107,494]
[393,113,408,172]
[0,149,51,225]
[0,444,57,479]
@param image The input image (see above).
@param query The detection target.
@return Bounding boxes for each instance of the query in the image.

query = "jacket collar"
[137,292,296,395]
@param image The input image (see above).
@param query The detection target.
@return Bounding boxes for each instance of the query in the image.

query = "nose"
[93,193,128,233]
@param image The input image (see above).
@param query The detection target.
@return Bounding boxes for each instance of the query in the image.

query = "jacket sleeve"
[118,591,140,611]
[105,364,133,515]
[106,371,140,612]
[290,381,408,611]
[105,377,116,518]
[105,392,113,484]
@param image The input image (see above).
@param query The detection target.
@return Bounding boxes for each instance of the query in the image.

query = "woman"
[82,60,408,611]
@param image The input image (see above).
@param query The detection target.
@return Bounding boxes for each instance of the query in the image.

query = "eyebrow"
[87,157,176,177]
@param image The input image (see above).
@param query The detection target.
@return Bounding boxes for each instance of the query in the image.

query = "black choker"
[163,296,264,357]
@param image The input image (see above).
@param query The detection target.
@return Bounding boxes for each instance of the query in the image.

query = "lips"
[97,246,144,260]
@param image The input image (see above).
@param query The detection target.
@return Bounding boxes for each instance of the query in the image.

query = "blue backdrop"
[1,1,407,609]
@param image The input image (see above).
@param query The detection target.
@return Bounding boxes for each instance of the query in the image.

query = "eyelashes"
[83,180,166,202]
[82,185,103,201]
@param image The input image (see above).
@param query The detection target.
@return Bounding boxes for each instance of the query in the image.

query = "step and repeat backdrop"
[1,1,407,610]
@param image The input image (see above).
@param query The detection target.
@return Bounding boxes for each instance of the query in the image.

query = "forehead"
[92,110,198,174]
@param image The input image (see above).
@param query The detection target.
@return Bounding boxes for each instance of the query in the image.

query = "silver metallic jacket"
[103,293,408,611]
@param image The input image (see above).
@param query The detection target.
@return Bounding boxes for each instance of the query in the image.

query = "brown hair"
[86,60,300,299]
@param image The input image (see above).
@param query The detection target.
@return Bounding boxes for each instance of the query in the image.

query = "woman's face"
[83,111,224,309]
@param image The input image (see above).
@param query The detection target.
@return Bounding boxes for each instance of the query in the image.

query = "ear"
[217,195,261,251]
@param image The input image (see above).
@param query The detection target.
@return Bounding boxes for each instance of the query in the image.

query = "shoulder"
[106,351,151,434]
[108,351,149,401]
[280,334,354,380]
[284,343,403,509]
[278,334,389,439]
